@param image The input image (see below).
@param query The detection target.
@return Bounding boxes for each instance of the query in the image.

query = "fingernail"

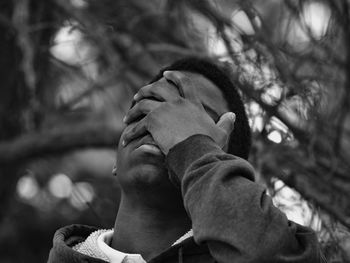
[122,116,127,123]
[133,93,139,100]
[230,112,236,121]
[122,140,126,146]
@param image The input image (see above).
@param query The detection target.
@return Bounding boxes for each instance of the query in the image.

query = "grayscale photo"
[0,0,349,262]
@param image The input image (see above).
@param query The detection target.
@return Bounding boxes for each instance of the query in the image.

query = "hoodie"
[48,135,324,263]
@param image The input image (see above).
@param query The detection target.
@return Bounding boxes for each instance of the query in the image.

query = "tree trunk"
[0,2,28,222]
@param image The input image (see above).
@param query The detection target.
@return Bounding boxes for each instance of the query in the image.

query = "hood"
[48,224,211,263]
[48,224,108,263]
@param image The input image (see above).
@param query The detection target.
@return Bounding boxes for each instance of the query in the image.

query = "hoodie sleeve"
[166,134,324,263]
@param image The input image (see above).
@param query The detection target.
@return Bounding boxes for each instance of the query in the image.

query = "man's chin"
[116,140,169,189]
[122,163,170,189]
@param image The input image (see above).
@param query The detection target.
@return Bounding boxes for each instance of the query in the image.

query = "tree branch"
[263,160,350,229]
[0,123,122,165]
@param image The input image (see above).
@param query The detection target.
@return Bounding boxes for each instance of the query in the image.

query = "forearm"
[166,135,322,263]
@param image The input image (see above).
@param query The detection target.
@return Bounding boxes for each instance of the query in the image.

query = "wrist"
[166,134,223,182]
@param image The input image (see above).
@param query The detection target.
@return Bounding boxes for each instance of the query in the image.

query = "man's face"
[115,72,229,193]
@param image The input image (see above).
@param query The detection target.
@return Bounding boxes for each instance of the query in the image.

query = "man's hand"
[122,70,236,154]
[124,70,208,124]
[123,97,235,154]
[123,76,180,124]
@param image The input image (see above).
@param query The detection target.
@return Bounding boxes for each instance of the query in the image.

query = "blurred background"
[0,0,349,262]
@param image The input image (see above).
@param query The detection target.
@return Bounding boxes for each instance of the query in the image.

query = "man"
[48,57,324,263]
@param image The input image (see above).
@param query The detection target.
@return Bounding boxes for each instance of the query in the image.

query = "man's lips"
[127,134,163,156]
[133,134,158,149]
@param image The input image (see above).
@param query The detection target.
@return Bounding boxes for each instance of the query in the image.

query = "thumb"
[217,112,236,135]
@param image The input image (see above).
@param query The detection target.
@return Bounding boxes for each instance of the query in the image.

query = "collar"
[98,230,146,263]
[73,229,193,263]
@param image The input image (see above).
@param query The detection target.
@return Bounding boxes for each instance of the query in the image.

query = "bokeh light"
[16,175,39,200]
[48,173,73,199]
[267,130,282,144]
[303,2,331,40]
[69,182,95,210]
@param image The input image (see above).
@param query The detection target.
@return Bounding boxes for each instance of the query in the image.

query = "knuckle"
[178,72,189,82]
[145,115,152,129]
[131,125,137,133]
[173,97,183,104]
[177,72,186,81]
[132,121,140,131]
[138,87,145,96]
[142,99,153,110]
[138,99,146,109]
[147,111,154,121]
[138,99,150,111]
[142,84,151,94]
[151,84,160,95]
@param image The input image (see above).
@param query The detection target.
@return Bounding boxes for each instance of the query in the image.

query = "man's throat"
[111,198,191,261]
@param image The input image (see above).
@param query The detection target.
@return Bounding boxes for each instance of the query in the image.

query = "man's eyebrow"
[203,104,220,122]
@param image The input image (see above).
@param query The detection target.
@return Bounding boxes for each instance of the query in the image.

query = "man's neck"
[111,196,191,261]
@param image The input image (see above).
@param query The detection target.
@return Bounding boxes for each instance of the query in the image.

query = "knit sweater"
[48,135,324,263]
[72,229,193,262]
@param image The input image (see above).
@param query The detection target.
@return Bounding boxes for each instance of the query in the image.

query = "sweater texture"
[71,228,193,262]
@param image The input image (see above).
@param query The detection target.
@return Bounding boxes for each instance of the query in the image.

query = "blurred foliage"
[0,0,350,262]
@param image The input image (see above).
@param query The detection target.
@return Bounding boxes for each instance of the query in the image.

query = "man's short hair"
[150,56,251,160]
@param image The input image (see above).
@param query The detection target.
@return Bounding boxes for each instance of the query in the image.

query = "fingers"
[122,117,149,146]
[217,112,236,135]
[216,112,236,148]
[133,78,180,103]
[163,71,202,106]
[123,99,162,124]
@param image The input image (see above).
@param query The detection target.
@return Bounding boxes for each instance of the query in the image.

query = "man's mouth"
[133,134,163,155]
[136,144,162,154]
